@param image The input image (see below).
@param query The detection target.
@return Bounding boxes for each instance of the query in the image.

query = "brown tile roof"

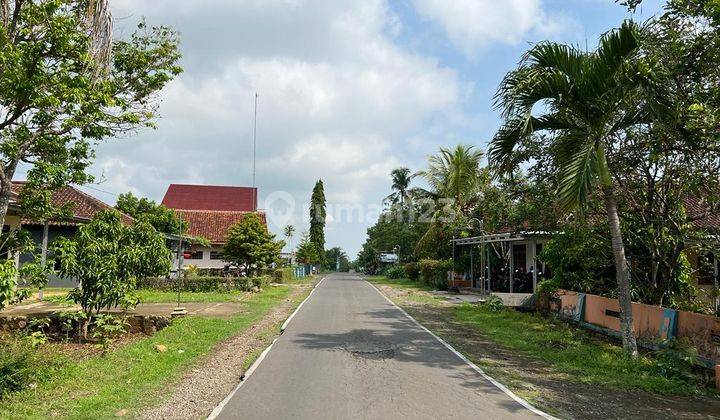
[684,196,720,231]
[162,184,257,212]
[175,209,267,244]
[11,181,134,226]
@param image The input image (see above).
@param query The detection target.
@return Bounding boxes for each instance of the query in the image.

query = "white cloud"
[95,0,469,256]
[411,0,575,56]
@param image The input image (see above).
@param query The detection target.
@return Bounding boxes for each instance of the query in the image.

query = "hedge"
[419,259,452,290]
[386,265,406,279]
[273,268,294,283]
[137,276,270,292]
[404,262,420,281]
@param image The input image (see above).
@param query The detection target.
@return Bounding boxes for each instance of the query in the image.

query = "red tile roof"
[161,184,257,212]
[11,181,134,226]
[684,196,720,231]
[176,210,267,244]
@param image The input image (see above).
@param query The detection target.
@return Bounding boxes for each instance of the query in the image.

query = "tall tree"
[309,179,326,263]
[0,1,181,230]
[384,167,414,206]
[489,22,642,356]
[223,213,284,277]
[416,145,484,213]
[283,224,295,249]
[295,230,321,265]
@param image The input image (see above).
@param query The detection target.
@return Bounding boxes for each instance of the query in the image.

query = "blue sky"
[39,0,666,257]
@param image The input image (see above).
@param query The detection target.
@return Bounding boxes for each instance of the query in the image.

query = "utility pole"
[252,92,258,211]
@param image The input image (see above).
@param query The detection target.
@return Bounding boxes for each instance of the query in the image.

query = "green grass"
[135,289,248,303]
[0,285,306,419]
[371,276,712,397]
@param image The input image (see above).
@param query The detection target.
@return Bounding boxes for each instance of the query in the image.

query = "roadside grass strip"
[370,277,714,397]
[0,286,294,419]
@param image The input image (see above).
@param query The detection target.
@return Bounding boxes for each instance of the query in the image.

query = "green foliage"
[384,167,415,206]
[295,231,321,265]
[58,311,87,343]
[483,295,505,312]
[91,314,128,355]
[115,192,187,234]
[273,268,295,283]
[222,213,284,277]
[654,338,700,384]
[540,225,614,294]
[385,265,406,279]
[0,338,65,398]
[0,230,51,310]
[309,180,327,263]
[137,276,270,292]
[324,247,350,271]
[404,262,420,281]
[0,1,181,228]
[52,210,170,335]
[417,144,484,211]
[418,259,452,290]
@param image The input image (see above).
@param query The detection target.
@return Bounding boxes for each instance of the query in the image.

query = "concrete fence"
[554,290,720,365]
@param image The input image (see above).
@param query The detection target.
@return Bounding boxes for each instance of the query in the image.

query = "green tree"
[309,180,326,263]
[0,0,181,231]
[283,224,295,250]
[489,22,642,356]
[222,213,284,277]
[295,231,321,265]
[115,192,187,234]
[325,246,350,271]
[384,167,415,206]
[416,145,484,213]
[52,210,170,338]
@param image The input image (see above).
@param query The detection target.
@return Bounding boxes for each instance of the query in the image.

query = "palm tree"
[417,144,484,212]
[488,21,642,356]
[384,167,414,206]
[283,225,295,261]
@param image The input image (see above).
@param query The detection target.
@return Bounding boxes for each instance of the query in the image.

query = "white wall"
[173,245,228,269]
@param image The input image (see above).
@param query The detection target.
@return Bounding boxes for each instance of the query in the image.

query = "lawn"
[0,284,308,419]
[369,276,714,397]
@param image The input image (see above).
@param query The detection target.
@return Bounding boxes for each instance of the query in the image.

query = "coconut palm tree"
[417,144,484,212]
[384,167,414,206]
[488,21,642,356]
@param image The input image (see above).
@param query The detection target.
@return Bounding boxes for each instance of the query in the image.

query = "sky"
[41,0,666,257]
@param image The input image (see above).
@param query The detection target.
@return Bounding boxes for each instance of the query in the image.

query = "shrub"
[419,259,452,290]
[0,338,63,397]
[273,268,294,283]
[91,314,128,355]
[654,338,700,383]
[137,276,270,292]
[386,266,406,279]
[483,295,505,312]
[404,262,420,281]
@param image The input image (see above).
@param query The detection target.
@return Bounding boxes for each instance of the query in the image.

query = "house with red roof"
[5,181,134,287]
[161,184,266,269]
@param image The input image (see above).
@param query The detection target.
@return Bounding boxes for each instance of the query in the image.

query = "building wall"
[18,224,79,288]
[175,245,228,269]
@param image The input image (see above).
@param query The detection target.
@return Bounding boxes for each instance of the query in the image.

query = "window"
[210,251,224,260]
[188,251,204,260]
[698,252,718,286]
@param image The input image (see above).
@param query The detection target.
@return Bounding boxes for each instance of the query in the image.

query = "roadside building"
[161,184,266,270]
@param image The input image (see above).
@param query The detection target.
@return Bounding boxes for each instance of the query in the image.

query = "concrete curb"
[366,281,560,420]
[207,276,327,420]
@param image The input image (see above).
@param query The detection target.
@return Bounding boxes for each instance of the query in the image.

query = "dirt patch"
[376,284,720,420]
[139,282,315,420]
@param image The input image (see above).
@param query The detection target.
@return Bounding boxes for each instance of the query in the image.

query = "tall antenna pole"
[252,92,258,211]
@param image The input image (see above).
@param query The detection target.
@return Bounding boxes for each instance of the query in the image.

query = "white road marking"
[207,276,327,420]
[366,281,560,420]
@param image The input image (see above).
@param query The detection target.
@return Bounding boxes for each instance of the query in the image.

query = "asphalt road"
[213,273,544,419]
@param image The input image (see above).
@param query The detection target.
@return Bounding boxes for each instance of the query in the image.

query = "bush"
[404,262,420,281]
[0,338,64,397]
[483,295,505,312]
[273,268,294,283]
[419,259,452,290]
[385,265,406,279]
[137,276,270,292]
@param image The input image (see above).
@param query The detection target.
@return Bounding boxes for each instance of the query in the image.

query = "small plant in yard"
[0,338,63,398]
[386,265,406,279]
[654,338,701,384]
[58,311,88,343]
[404,262,420,281]
[482,295,505,312]
[91,314,128,355]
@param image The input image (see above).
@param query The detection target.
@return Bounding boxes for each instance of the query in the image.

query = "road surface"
[213,273,545,419]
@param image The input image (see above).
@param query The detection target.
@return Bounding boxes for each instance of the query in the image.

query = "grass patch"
[371,276,713,397]
[0,286,295,419]
[135,289,247,303]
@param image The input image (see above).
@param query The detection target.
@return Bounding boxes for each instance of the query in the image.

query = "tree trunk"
[0,174,13,229]
[602,185,638,357]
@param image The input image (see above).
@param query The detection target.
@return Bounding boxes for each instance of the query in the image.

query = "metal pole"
[470,245,474,288]
[252,92,258,211]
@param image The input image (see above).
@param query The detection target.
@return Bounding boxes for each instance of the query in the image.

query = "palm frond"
[556,134,600,212]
